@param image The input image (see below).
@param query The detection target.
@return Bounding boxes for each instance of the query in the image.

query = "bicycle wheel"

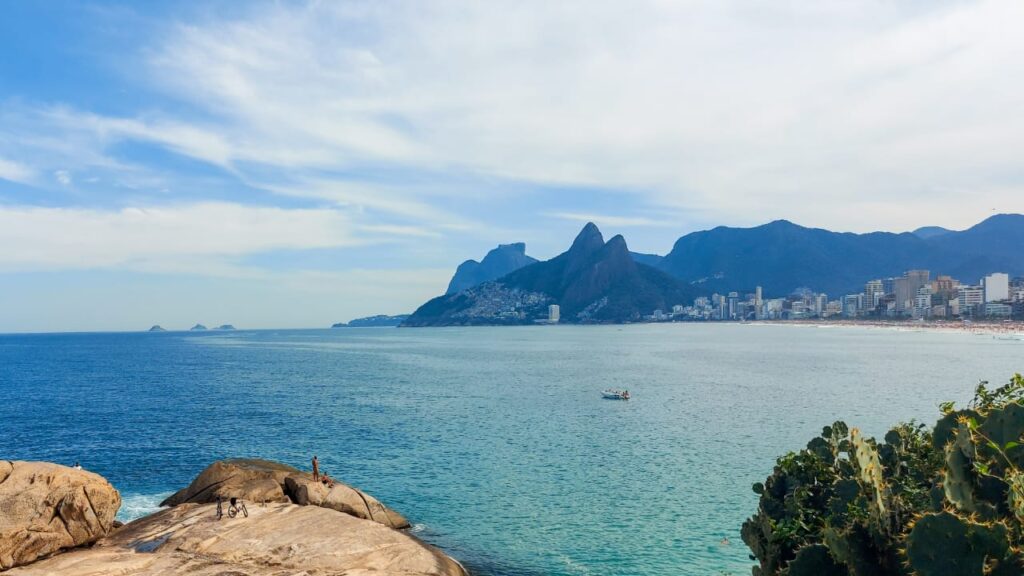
[241,503,249,517]
[228,506,237,518]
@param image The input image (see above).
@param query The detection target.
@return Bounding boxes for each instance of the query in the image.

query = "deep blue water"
[1,324,1021,575]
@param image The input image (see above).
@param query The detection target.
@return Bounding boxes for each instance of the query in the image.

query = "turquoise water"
[1,324,1021,575]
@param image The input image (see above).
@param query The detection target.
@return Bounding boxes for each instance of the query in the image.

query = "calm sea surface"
[1,324,1021,575]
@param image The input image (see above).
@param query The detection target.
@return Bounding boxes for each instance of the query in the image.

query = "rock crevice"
[0,461,120,570]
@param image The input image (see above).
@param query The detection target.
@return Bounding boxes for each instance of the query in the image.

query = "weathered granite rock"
[6,502,466,576]
[163,459,409,529]
[285,475,410,529]
[0,461,121,570]
[159,459,293,506]
[283,472,329,504]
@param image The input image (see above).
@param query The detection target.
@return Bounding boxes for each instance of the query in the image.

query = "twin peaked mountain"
[403,214,1024,326]
[404,223,694,326]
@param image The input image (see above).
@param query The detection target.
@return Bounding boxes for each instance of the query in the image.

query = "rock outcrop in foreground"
[0,461,121,570]
[0,458,465,576]
[160,458,409,529]
[7,502,465,576]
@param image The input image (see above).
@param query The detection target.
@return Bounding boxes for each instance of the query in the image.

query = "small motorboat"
[602,389,630,400]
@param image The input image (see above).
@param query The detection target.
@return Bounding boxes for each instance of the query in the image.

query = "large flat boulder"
[0,461,121,570]
[6,502,466,576]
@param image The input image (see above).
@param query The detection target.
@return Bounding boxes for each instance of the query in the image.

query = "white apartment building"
[913,286,932,318]
[958,286,984,314]
[982,273,1010,303]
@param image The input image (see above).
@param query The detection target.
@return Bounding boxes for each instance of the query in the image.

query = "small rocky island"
[0,458,466,575]
[190,324,208,331]
[147,325,166,332]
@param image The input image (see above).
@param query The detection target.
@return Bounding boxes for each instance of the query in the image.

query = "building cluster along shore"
[652,270,1024,324]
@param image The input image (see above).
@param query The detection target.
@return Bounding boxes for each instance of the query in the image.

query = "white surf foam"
[117,492,174,523]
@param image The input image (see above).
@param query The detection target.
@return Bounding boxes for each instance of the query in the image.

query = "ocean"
[1,324,1020,575]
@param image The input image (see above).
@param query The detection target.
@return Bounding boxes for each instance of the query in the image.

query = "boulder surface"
[159,458,293,506]
[6,502,466,576]
[0,461,121,570]
[284,474,410,529]
[162,458,409,529]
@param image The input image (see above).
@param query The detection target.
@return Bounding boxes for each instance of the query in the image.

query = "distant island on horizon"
[147,324,236,332]
[403,214,1024,327]
[332,315,410,328]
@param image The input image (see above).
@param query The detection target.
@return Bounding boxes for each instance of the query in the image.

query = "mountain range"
[656,213,1024,296]
[446,243,537,294]
[406,214,1024,326]
[404,223,695,326]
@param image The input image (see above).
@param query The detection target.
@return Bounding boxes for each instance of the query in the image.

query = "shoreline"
[745,318,1024,337]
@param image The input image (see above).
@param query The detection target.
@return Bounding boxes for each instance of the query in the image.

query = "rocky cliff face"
[0,461,121,570]
[446,242,538,294]
[406,223,695,325]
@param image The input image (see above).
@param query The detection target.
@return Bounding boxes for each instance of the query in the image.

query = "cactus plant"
[743,375,1024,576]
[904,511,1008,576]
[851,428,889,521]
[784,543,846,576]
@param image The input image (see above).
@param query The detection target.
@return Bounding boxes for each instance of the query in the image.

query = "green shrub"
[742,374,1024,576]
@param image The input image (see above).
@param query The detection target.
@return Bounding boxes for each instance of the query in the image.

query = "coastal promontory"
[332,314,410,327]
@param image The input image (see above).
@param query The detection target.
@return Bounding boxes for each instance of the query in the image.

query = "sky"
[2,0,1023,332]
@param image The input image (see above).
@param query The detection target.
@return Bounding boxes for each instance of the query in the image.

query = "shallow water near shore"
[1,324,1021,575]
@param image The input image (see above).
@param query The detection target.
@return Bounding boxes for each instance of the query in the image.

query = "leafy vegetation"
[743,374,1024,575]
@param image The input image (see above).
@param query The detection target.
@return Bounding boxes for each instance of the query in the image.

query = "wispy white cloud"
[0,157,33,184]
[119,0,1024,231]
[4,0,1024,242]
[544,212,676,228]
[0,202,361,272]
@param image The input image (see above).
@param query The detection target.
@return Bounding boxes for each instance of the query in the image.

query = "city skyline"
[669,269,1024,323]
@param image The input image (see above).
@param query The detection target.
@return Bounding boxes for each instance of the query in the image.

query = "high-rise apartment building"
[932,275,959,296]
[958,286,984,316]
[982,273,1010,303]
[548,304,560,323]
[895,270,930,315]
[914,285,932,318]
[864,279,884,311]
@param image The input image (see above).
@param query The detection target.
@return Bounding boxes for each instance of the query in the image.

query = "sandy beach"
[748,318,1024,338]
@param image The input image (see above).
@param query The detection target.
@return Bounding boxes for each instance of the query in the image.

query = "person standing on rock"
[312,455,320,482]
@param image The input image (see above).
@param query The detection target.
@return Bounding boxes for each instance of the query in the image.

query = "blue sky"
[2,0,1023,332]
